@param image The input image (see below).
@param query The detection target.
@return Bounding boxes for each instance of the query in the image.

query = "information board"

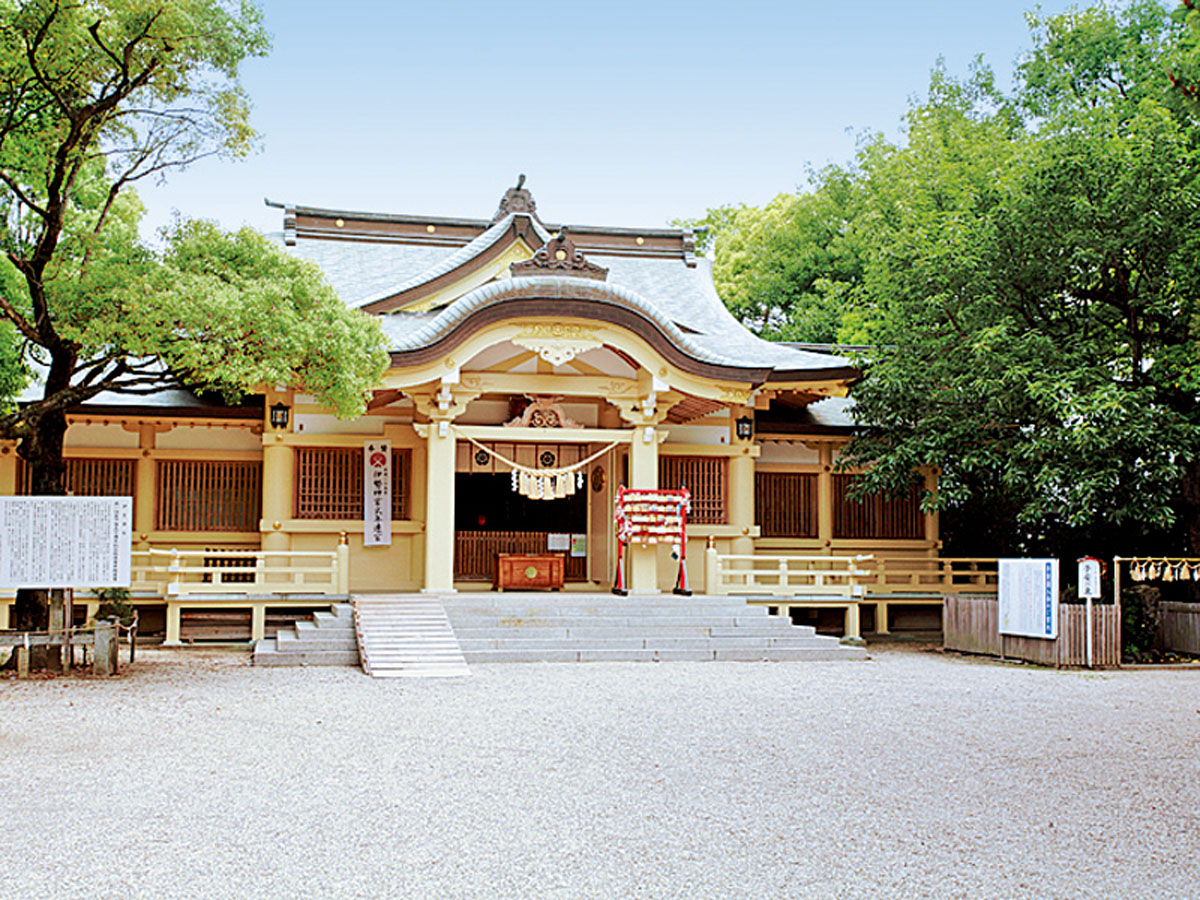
[998,558,1059,639]
[0,496,132,588]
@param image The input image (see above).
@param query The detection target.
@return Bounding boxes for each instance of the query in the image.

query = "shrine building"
[1,180,961,644]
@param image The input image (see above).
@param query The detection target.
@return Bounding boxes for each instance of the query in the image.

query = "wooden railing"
[857,557,998,594]
[706,551,875,597]
[131,543,349,597]
[705,550,997,597]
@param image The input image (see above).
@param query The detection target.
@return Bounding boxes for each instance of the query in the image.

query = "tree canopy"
[0,1,389,633]
[691,0,1200,558]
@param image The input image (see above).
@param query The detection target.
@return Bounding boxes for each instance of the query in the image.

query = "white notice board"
[998,558,1059,639]
[0,496,132,588]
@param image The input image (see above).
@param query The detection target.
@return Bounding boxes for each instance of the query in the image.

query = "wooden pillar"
[251,605,266,643]
[0,442,16,495]
[817,443,834,553]
[0,602,9,630]
[729,445,755,558]
[261,438,293,557]
[423,419,457,593]
[923,466,940,554]
[135,425,157,550]
[165,603,182,645]
[876,601,890,635]
[843,603,861,643]
[628,424,660,594]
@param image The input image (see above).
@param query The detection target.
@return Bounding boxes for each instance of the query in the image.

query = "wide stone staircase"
[442,592,867,663]
[252,603,359,667]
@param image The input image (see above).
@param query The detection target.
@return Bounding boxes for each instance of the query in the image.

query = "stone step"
[463,646,867,664]
[442,601,771,615]
[252,639,360,667]
[443,615,787,629]
[275,633,357,653]
[447,625,807,641]
[456,635,841,651]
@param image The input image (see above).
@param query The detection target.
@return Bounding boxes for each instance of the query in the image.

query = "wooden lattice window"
[156,460,262,532]
[756,472,817,538]
[832,474,923,539]
[19,457,135,499]
[659,455,728,524]
[295,447,410,520]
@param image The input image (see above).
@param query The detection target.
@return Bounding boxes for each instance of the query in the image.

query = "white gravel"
[2,648,1198,900]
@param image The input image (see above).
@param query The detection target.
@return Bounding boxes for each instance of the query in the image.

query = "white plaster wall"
[293,414,384,436]
[156,425,262,451]
[663,425,729,446]
[758,440,821,465]
[65,423,138,449]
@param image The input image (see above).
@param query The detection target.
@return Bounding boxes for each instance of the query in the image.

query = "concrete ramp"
[354,595,470,678]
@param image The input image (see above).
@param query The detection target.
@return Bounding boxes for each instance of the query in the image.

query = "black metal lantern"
[269,401,291,430]
[735,415,754,441]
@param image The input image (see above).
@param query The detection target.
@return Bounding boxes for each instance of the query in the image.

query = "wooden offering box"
[494,553,565,591]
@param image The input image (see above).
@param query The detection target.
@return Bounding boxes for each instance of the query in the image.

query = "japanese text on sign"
[363,440,392,547]
[999,558,1059,639]
[0,496,132,588]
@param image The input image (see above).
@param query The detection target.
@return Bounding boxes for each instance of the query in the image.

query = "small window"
[295,447,411,520]
[832,474,923,539]
[658,455,728,525]
[755,472,817,538]
[156,460,262,532]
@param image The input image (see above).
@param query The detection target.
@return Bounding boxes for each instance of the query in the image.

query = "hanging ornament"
[1131,561,1145,581]
[1180,563,1192,581]
[511,469,519,491]
[1164,563,1176,582]
[577,471,585,489]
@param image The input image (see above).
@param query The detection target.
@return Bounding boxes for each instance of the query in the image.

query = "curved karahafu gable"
[380,276,858,387]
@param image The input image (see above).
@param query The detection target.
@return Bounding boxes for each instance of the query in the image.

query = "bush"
[1122,584,1161,658]
[92,587,135,626]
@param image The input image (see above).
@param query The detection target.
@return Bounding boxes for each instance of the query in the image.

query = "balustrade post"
[337,533,351,595]
[842,603,863,645]
[704,538,720,594]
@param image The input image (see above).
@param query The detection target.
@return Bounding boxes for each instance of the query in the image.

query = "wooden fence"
[1162,602,1200,655]
[454,531,587,582]
[944,595,1121,667]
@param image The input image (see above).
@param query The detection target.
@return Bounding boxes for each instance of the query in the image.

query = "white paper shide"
[363,440,392,547]
[0,496,132,588]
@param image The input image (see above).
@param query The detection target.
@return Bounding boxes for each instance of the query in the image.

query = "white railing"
[131,544,350,597]
[706,550,874,597]
[705,550,998,598]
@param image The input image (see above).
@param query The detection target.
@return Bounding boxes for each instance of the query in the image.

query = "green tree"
[0,1,389,638]
[841,1,1200,558]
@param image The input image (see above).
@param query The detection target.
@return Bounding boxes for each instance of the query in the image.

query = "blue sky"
[137,0,1081,240]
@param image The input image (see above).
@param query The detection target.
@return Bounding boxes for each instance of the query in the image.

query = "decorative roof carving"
[511,226,608,281]
[505,396,582,429]
[493,173,538,220]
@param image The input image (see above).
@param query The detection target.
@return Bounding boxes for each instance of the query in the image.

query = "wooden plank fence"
[944,595,1121,667]
[1162,602,1200,655]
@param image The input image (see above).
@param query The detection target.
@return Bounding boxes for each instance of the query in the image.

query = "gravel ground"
[2,647,1198,900]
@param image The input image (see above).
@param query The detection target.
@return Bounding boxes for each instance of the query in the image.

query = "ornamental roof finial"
[494,174,537,221]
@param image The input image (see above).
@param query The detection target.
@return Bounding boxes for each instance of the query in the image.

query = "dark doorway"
[453,473,588,581]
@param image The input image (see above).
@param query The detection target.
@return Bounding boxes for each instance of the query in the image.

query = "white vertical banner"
[998,558,1059,639]
[363,440,392,547]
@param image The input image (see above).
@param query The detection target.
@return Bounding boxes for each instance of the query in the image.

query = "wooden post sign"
[1078,556,1102,668]
[998,558,1059,640]
[0,496,132,588]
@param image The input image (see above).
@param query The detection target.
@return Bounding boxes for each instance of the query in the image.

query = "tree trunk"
[10,348,74,670]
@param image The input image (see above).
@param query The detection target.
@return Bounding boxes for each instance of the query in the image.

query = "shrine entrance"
[450,440,614,586]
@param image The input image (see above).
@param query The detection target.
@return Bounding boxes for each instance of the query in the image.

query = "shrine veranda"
[2,182,951,643]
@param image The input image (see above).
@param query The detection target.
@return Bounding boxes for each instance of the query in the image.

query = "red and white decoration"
[612,486,691,596]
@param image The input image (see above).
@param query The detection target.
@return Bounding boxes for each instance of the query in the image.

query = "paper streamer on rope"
[455,429,618,501]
